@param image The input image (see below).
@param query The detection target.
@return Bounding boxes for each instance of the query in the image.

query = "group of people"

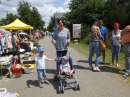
[33,18,130,88]
[89,18,130,78]
[34,29,45,41]
[34,19,72,88]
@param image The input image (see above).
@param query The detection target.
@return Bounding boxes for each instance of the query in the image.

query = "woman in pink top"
[35,31,39,39]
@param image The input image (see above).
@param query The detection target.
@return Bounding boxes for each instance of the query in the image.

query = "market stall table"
[0,56,13,79]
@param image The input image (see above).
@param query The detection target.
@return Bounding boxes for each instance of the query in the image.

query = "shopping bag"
[99,39,106,51]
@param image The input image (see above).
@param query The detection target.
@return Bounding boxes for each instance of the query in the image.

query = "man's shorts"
[37,69,46,80]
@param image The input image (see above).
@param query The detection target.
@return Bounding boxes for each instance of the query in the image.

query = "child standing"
[34,46,55,88]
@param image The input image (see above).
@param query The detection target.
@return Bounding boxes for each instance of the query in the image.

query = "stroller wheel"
[58,86,61,94]
[77,83,80,90]
[74,84,77,91]
[61,86,64,94]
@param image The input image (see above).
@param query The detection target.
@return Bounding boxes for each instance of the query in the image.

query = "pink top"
[35,32,39,37]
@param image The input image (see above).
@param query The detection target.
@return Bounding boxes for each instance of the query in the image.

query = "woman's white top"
[112,30,122,46]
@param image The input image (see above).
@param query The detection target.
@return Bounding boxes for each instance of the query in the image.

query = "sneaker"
[110,63,114,66]
[96,67,101,72]
[115,64,119,67]
[44,80,50,84]
[123,73,129,78]
[93,67,97,71]
[38,83,43,88]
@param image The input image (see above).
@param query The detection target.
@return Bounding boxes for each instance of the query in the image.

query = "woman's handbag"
[99,39,106,51]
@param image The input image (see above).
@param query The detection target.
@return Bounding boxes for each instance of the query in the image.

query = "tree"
[104,2,128,30]
[17,1,45,30]
[64,0,106,38]
[31,7,45,30]
[17,1,32,24]
[47,16,55,32]
[107,0,130,5]
[0,12,18,26]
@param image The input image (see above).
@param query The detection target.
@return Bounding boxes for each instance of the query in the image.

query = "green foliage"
[0,13,18,25]
[0,1,45,31]
[67,0,106,26]
[17,1,45,30]
[47,16,55,32]
[62,0,129,53]
[104,2,128,30]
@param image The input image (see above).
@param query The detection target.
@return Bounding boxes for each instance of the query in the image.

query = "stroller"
[55,56,80,94]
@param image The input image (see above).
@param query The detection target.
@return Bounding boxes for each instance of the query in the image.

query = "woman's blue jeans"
[89,41,101,67]
[111,43,121,61]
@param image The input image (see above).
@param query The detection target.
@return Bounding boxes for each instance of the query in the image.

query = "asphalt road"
[0,36,130,97]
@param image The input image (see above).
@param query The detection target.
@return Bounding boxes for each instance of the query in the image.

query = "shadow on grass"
[99,62,110,65]
[77,60,110,65]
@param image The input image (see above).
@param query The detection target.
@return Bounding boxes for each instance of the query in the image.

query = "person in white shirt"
[107,22,122,67]
[60,56,73,75]
[34,46,55,88]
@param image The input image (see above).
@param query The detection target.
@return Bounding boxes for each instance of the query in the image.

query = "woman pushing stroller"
[52,19,70,57]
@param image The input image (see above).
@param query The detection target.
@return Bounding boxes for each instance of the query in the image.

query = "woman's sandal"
[115,64,119,67]
[110,63,114,66]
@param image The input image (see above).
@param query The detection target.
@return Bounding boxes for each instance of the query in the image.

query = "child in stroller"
[56,56,80,94]
[60,56,73,76]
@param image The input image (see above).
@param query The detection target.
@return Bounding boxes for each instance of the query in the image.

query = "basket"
[22,66,34,74]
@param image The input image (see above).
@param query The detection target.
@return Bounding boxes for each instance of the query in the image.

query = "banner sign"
[72,24,81,38]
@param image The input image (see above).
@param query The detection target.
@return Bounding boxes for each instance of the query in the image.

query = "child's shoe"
[38,83,43,88]
[44,80,50,84]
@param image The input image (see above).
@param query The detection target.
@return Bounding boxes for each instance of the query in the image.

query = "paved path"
[0,36,130,97]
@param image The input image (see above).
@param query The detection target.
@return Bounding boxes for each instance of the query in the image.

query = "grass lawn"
[70,41,130,83]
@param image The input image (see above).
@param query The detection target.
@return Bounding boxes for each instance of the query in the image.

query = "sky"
[0,0,71,28]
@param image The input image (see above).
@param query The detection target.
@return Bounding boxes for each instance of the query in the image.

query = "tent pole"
[30,29,31,35]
